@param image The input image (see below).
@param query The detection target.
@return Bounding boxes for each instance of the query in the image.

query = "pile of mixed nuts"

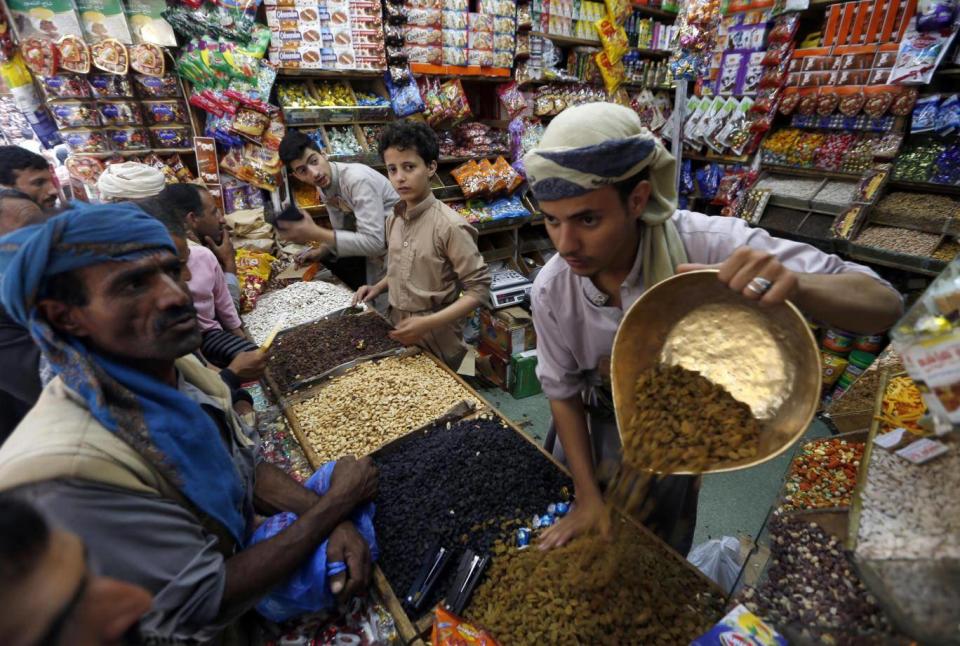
[291,354,479,464]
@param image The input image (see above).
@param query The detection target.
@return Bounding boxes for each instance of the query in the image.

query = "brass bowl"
[611,270,822,475]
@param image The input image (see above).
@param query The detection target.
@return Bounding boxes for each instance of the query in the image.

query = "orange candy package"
[432,607,501,646]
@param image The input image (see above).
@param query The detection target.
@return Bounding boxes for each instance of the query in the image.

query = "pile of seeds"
[243,280,355,344]
[466,518,723,645]
[755,175,824,200]
[814,180,857,206]
[781,438,864,511]
[291,354,479,464]
[853,225,940,257]
[827,368,883,416]
[932,238,960,262]
[373,416,572,614]
[740,513,892,642]
[856,442,960,560]
[621,364,761,473]
[873,192,959,229]
[268,314,402,392]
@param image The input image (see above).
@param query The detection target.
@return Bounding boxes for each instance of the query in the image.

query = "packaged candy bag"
[595,16,629,64]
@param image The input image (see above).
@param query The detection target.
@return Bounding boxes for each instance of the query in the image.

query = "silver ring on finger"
[746,276,773,296]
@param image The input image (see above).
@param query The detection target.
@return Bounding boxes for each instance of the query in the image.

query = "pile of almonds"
[291,354,479,464]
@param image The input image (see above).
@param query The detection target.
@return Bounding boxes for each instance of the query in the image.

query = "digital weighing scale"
[490,269,532,309]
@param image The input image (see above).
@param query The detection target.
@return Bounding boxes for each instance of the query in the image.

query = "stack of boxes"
[265,0,385,70]
[483,0,519,68]
[442,0,470,66]
[531,0,604,40]
[404,0,442,65]
[468,13,495,67]
[479,307,542,399]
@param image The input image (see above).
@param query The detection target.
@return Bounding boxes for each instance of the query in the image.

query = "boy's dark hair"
[278,129,322,169]
[0,496,51,582]
[612,168,652,206]
[378,120,439,165]
[0,145,48,186]
[157,183,204,222]
[134,197,187,238]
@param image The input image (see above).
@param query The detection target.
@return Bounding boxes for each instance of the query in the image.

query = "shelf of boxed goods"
[530,32,671,58]
[409,63,512,81]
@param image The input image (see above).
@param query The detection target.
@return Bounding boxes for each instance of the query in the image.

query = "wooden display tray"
[274,349,481,645]
[275,352,724,641]
[776,429,870,514]
[264,309,407,396]
[366,401,726,639]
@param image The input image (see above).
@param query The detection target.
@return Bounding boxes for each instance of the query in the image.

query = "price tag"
[874,427,907,449]
[895,438,949,465]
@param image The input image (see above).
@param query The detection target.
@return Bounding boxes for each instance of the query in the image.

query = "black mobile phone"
[275,203,305,223]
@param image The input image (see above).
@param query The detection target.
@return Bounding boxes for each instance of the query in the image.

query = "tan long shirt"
[385,193,491,366]
[386,193,490,313]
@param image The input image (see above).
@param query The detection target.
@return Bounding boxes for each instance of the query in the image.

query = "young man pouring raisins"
[528,103,903,554]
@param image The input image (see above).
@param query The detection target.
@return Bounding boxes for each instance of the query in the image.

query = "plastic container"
[97,100,144,126]
[87,73,134,99]
[106,127,150,151]
[142,100,188,125]
[61,128,111,153]
[148,125,191,149]
[50,101,101,128]
[853,334,884,353]
[822,328,855,355]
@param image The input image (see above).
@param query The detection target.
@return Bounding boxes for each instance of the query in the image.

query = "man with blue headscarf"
[0,202,378,642]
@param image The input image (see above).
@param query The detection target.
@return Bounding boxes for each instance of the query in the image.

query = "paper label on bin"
[896,438,949,464]
[874,427,907,449]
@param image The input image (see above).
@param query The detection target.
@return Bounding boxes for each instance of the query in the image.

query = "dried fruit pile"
[622,364,761,473]
[466,519,723,645]
[291,354,479,464]
[781,438,864,511]
[268,313,402,392]
[741,513,893,642]
[374,416,571,616]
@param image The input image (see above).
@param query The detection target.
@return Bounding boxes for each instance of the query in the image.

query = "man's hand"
[388,315,434,346]
[537,494,610,550]
[295,246,331,268]
[326,521,372,603]
[352,283,381,306]
[204,232,237,274]
[328,455,378,506]
[276,214,328,245]
[227,350,269,381]
[678,246,799,306]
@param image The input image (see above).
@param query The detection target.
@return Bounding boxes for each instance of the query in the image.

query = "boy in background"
[352,121,490,370]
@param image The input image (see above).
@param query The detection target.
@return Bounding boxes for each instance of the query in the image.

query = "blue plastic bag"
[248,461,378,622]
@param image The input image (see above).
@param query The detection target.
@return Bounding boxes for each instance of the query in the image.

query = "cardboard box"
[479,343,511,390]
[509,349,542,399]
[480,307,536,360]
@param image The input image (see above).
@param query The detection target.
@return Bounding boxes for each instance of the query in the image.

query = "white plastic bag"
[687,536,742,593]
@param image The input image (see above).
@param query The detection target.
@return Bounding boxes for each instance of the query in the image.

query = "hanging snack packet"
[451,160,485,198]
[605,0,631,23]
[595,50,625,94]
[493,156,524,193]
[595,16,630,65]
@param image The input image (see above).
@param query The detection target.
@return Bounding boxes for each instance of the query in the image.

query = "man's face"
[0,197,47,234]
[0,529,152,646]
[383,146,435,203]
[44,251,202,362]
[188,189,226,244]
[11,167,58,210]
[289,147,333,190]
[540,182,650,277]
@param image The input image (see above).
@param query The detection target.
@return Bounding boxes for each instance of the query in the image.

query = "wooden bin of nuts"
[368,404,727,643]
[264,310,405,396]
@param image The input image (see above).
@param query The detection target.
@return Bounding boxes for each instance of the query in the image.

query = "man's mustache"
[154,303,197,335]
